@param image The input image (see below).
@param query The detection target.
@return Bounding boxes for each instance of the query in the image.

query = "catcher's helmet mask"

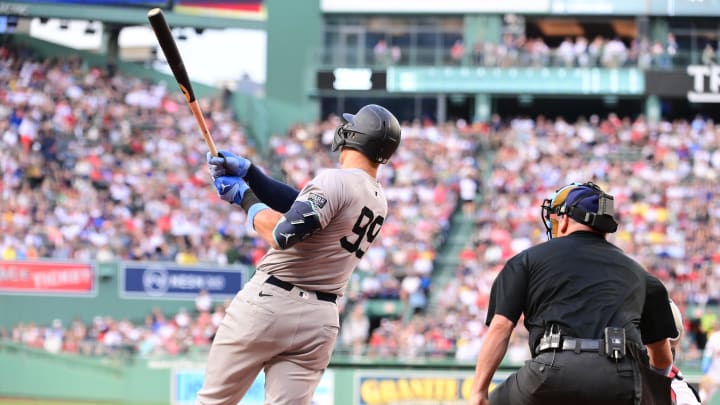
[541,181,618,239]
[332,104,401,164]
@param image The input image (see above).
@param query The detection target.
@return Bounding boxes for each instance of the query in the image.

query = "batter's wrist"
[240,189,261,211]
[246,202,269,231]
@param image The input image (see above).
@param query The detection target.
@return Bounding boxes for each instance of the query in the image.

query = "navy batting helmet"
[332,104,401,164]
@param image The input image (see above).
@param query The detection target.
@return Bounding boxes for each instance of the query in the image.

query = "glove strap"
[240,189,268,231]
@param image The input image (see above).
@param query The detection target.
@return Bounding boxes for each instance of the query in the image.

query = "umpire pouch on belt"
[535,325,626,359]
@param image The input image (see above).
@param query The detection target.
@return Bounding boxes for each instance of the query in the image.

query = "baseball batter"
[196,104,402,405]
[700,321,720,403]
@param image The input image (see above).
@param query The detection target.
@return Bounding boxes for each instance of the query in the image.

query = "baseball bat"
[147,7,219,156]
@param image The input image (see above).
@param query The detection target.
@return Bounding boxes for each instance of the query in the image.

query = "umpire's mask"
[541,181,618,239]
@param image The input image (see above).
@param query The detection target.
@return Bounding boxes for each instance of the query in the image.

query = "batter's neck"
[340,150,379,178]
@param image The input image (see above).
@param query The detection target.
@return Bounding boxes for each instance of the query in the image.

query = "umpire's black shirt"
[486,231,677,355]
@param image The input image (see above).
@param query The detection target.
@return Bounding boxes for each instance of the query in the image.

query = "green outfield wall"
[1,341,716,405]
[0,342,168,404]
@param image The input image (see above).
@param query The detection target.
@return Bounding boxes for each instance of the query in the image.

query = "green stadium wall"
[1,342,716,405]
[0,261,251,328]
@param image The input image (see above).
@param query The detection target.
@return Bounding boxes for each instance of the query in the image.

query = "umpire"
[469,182,677,405]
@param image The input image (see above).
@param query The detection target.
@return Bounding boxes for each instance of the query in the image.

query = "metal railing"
[313,45,702,71]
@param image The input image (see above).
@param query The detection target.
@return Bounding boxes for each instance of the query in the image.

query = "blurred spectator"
[43,319,64,354]
[390,45,402,64]
[700,321,720,402]
[459,168,479,216]
[702,43,716,66]
[340,303,370,357]
[373,39,389,65]
[574,36,590,67]
[602,37,628,68]
[556,37,575,67]
[235,72,263,97]
[450,40,465,64]
[195,289,213,313]
[666,32,679,67]
[588,35,605,67]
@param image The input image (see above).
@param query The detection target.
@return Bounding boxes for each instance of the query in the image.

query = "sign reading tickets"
[0,261,95,295]
[687,65,720,103]
[121,264,244,299]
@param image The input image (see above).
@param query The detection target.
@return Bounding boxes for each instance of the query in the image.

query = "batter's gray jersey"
[255,167,387,296]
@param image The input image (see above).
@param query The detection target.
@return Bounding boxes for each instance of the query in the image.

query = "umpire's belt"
[535,337,603,354]
[265,275,337,304]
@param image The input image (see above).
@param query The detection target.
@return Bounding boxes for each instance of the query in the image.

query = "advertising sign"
[120,263,245,299]
[354,370,510,405]
[317,70,387,91]
[687,65,720,103]
[0,261,95,296]
[173,0,265,20]
[7,0,170,7]
[387,67,644,95]
[172,369,334,405]
[645,66,720,103]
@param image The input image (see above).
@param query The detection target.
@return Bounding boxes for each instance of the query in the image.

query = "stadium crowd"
[466,33,683,70]
[373,32,685,70]
[0,43,475,358]
[2,42,720,374]
[435,112,720,365]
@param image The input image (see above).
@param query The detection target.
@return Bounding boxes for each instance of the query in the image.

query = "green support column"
[464,15,502,65]
[101,24,121,71]
[473,93,491,123]
[649,19,669,44]
[646,95,661,124]
[252,0,322,144]
[265,0,321,111]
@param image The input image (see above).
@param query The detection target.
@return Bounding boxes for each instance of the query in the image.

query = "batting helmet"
[332,104,401,164]
[541,181,618,239]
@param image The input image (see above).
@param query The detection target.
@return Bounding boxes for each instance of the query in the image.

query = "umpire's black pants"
[490,351,636,405]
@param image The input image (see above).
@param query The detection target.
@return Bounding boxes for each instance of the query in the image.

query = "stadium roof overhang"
[0,2,267,30]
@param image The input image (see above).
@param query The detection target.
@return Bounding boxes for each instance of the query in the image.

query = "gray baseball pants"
[196,271,340,405]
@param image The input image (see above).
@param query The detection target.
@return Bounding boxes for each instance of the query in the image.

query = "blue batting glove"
[213,176,249,205]
[207,150,251,179]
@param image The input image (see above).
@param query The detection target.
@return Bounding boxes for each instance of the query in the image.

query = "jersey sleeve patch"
[307,192,328,209]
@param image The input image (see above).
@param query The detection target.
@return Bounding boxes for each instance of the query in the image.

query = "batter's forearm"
[244,165,299,212]
[252,209,282,250]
